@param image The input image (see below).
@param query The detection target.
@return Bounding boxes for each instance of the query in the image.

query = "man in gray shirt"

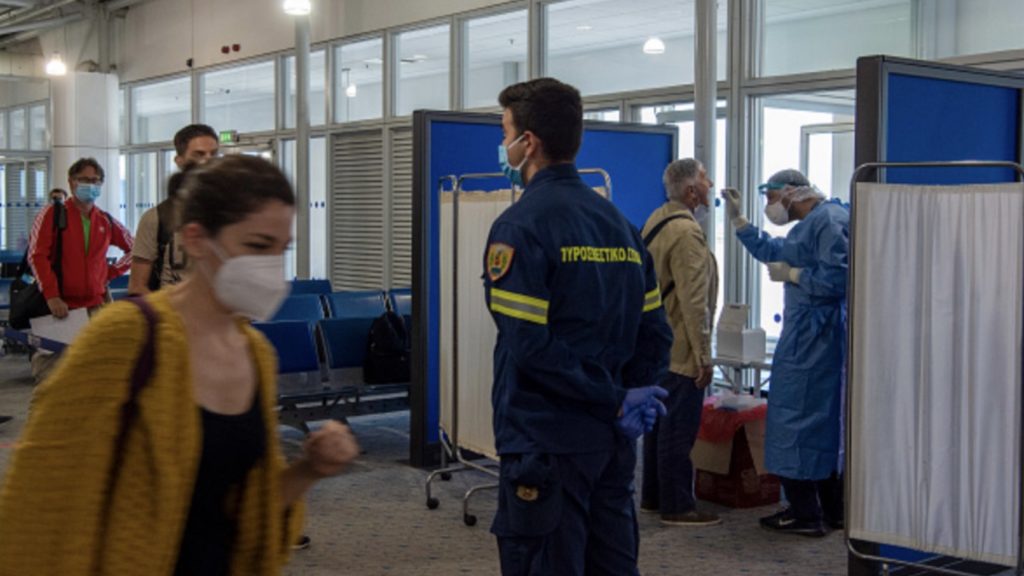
[128,124,219,295]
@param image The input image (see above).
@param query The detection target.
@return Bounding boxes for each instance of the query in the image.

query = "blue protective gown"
[736,198,849,480]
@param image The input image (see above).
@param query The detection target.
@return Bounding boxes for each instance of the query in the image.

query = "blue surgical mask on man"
[75,183,102,203]
[498,134,528,187]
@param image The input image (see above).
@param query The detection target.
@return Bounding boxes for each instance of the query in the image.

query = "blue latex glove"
[616,386,669,439]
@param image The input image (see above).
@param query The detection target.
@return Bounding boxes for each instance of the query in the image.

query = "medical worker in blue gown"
[721,169,848,538]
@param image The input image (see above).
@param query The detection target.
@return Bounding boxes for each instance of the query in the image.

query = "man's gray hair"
[663,158,702,202]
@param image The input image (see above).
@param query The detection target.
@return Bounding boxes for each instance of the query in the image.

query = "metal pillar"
[694,0,717,183]
[294,14,311,279]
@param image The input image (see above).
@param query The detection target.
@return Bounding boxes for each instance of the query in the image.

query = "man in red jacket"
[28,158,133,317]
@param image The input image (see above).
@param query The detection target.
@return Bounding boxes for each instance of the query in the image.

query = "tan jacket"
[641,201,718,378]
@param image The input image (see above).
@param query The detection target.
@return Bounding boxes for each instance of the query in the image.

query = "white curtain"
[849,182,1024,566]
[439,190,513,460]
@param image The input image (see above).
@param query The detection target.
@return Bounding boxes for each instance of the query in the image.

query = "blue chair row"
[290,278,333,295]
[109,275,130,290]
[0,278,12,320]
[260,316,411,432]
[253,316,390,380]
[270,289,391,322]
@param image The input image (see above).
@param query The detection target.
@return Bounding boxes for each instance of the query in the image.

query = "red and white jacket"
[28,200,134,309]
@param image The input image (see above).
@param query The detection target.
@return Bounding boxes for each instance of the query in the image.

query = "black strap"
[92,297,158,575]
[149,200,174,292]
[642,213,690,299]
[642,213,688,247]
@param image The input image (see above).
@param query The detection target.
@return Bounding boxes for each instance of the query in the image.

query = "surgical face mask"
[203,241,289,321]
[764,201,790,226]
[498,134,528,187]
[75,183,102,203]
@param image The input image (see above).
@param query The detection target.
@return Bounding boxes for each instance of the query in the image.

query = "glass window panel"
[118,88,126,146]
[545,0,726,98]
[284,49,326,128]
[583,108,621,122]
[0,111,8,149]
[9,108,25,149]
[117,154,128,226]
[29,104,46,150]
[201,60,275,133]
[395,25,450,116]
[755,90,854,341]
[0,165,5,249]
[282,137,328,279]
[334,37,384,123]
[130,152,159,234]
[464,10,527,110]
[131,76,191,144]
[761,0,912,77]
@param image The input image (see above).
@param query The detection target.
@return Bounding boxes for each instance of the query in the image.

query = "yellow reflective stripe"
[491,287,549,325]
[491,287,549,311]
[491,302,548,325]
[643,287,662,313]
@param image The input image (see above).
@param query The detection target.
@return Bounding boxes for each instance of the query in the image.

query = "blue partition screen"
[886,73,1021,184]
[418,114,676,451]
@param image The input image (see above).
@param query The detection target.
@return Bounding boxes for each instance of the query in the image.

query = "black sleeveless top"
[174,393,266,576]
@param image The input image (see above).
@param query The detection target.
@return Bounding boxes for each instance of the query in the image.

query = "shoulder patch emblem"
[487,243,515,282]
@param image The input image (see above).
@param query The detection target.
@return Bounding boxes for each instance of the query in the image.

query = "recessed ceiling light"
[364,57,383,65]
[45,53,67,76]
[282,0,311,15]
[643,37,666,55]
[576,24,592,31]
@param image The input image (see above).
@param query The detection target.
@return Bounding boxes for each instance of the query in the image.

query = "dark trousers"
[780,473,844,523]
[492,441,640,576]
[640,372,704,514]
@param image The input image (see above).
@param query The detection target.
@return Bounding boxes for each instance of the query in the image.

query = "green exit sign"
[219,130,239,144]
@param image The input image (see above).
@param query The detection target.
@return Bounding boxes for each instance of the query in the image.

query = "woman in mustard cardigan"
[0,155,358,575]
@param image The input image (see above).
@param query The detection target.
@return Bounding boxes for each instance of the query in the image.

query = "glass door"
[800,122,855,203]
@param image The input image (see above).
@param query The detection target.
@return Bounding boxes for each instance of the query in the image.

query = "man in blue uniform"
[484,78,673,575]
[721,169,848,537]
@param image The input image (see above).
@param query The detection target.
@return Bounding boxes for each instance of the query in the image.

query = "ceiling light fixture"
[282,0,311,15]
[642,37,666,55]
[576,24,592,31]
[345,83,357,98]
[45,53,67,76]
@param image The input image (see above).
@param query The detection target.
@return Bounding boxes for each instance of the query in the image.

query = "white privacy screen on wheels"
[849,182,1024,566]
[438,190,512,460]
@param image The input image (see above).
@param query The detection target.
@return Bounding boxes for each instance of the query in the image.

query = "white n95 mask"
[205,241,288,321]
[764,201,789,226]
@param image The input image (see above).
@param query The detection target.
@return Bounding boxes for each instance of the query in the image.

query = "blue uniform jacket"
[483,163,673,455]
[737,198,849,480]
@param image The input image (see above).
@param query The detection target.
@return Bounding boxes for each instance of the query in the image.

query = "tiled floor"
[0,352,848,575]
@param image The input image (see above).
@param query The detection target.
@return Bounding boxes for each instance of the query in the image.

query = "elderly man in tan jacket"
[639,158,720,526]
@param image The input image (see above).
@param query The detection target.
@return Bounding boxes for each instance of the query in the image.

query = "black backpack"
[9,203,67,329]
[363,311,411,384]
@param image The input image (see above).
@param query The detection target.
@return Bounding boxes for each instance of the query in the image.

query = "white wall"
[0,78,48,107]
[118,0,512,83]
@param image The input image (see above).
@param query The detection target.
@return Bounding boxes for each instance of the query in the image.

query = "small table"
[711,355,772,395]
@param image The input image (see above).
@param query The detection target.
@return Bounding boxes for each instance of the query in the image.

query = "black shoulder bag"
[9,204,66,329]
